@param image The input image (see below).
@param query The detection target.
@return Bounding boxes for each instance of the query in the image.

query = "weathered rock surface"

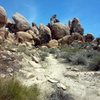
[0,6,7,28]
[39,24,52,44]
[27,30,41,45]
[51,23,70,39]
[70,18,84,35]
[72,32,84,42]
[13,12,30,31]
[16,31,33,43]
[58,35,74,45]
[47,39,58,48]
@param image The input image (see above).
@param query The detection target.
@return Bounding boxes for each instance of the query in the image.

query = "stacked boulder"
[13,12,30,31]
[58,35,74,45]
[0,6,7,28]
[39,24,52,44]
[51,23,70,40]
[0,5,99,50]
[69,18,84,35]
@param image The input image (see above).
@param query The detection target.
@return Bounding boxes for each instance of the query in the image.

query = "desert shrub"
[82,50,100,59]
[0,79,40,100]
[58,45,81,53]
[39,52,48,61]
[89,56,100,71]
[17,45,26,52]
[47,88,74,100]
[55,51,73,63]
[71,55,87,66]
[93,56,100,64]
[47,48,59,54]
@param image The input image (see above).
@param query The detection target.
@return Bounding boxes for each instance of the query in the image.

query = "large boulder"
[47,39,58,48]
[13,13,30,31]
[39,24,52,44]
[58,35,74,45]
[84,33,94,42]
[51,23,70,40]
[70,18,84,35]
[72,32,84,42]
[16,31,33,43]
[0,6,7,28]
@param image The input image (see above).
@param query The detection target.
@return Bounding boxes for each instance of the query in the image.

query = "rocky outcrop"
[0,6,7,28]
[51,23,70,40]
[47,39,58,48]
[13,13,30,31]
[39,24,51,44]
[69,18,84,35]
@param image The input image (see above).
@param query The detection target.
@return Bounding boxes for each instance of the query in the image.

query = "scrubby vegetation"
[39,45,100,71]
[47,88,74,100]
[0,78,40,100]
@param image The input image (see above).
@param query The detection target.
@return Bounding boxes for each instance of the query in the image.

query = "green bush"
[0,79,40,100]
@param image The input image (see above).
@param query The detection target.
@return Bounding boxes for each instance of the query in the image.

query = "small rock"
[71,68,79,71]
[35,69,45,73]
[0,74,6,78]
[32,56,40,63]
[47,77,58,83]
[28,60,41,68]
[9,73,13,76]
[7,68,13,73]
[9,48,17,52]
[26,73,35,79]
[57,83,66,90]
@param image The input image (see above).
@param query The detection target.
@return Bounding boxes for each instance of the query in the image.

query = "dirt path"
[17,54,100,100]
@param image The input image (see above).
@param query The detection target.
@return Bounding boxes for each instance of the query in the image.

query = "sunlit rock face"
[0,6,7,28]
[51,23,70,40]
[13,12,30,31]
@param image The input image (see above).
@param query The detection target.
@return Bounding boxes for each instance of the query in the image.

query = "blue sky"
[0,0,100,37]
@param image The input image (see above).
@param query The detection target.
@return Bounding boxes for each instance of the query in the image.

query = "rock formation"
[51,23,70,39]
[0,6,7,28]
[39,24,51,44]
[13,12,30,31]
[69,18,84,35]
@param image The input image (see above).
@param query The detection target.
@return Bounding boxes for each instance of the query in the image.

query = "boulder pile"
[0,5,99,51]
